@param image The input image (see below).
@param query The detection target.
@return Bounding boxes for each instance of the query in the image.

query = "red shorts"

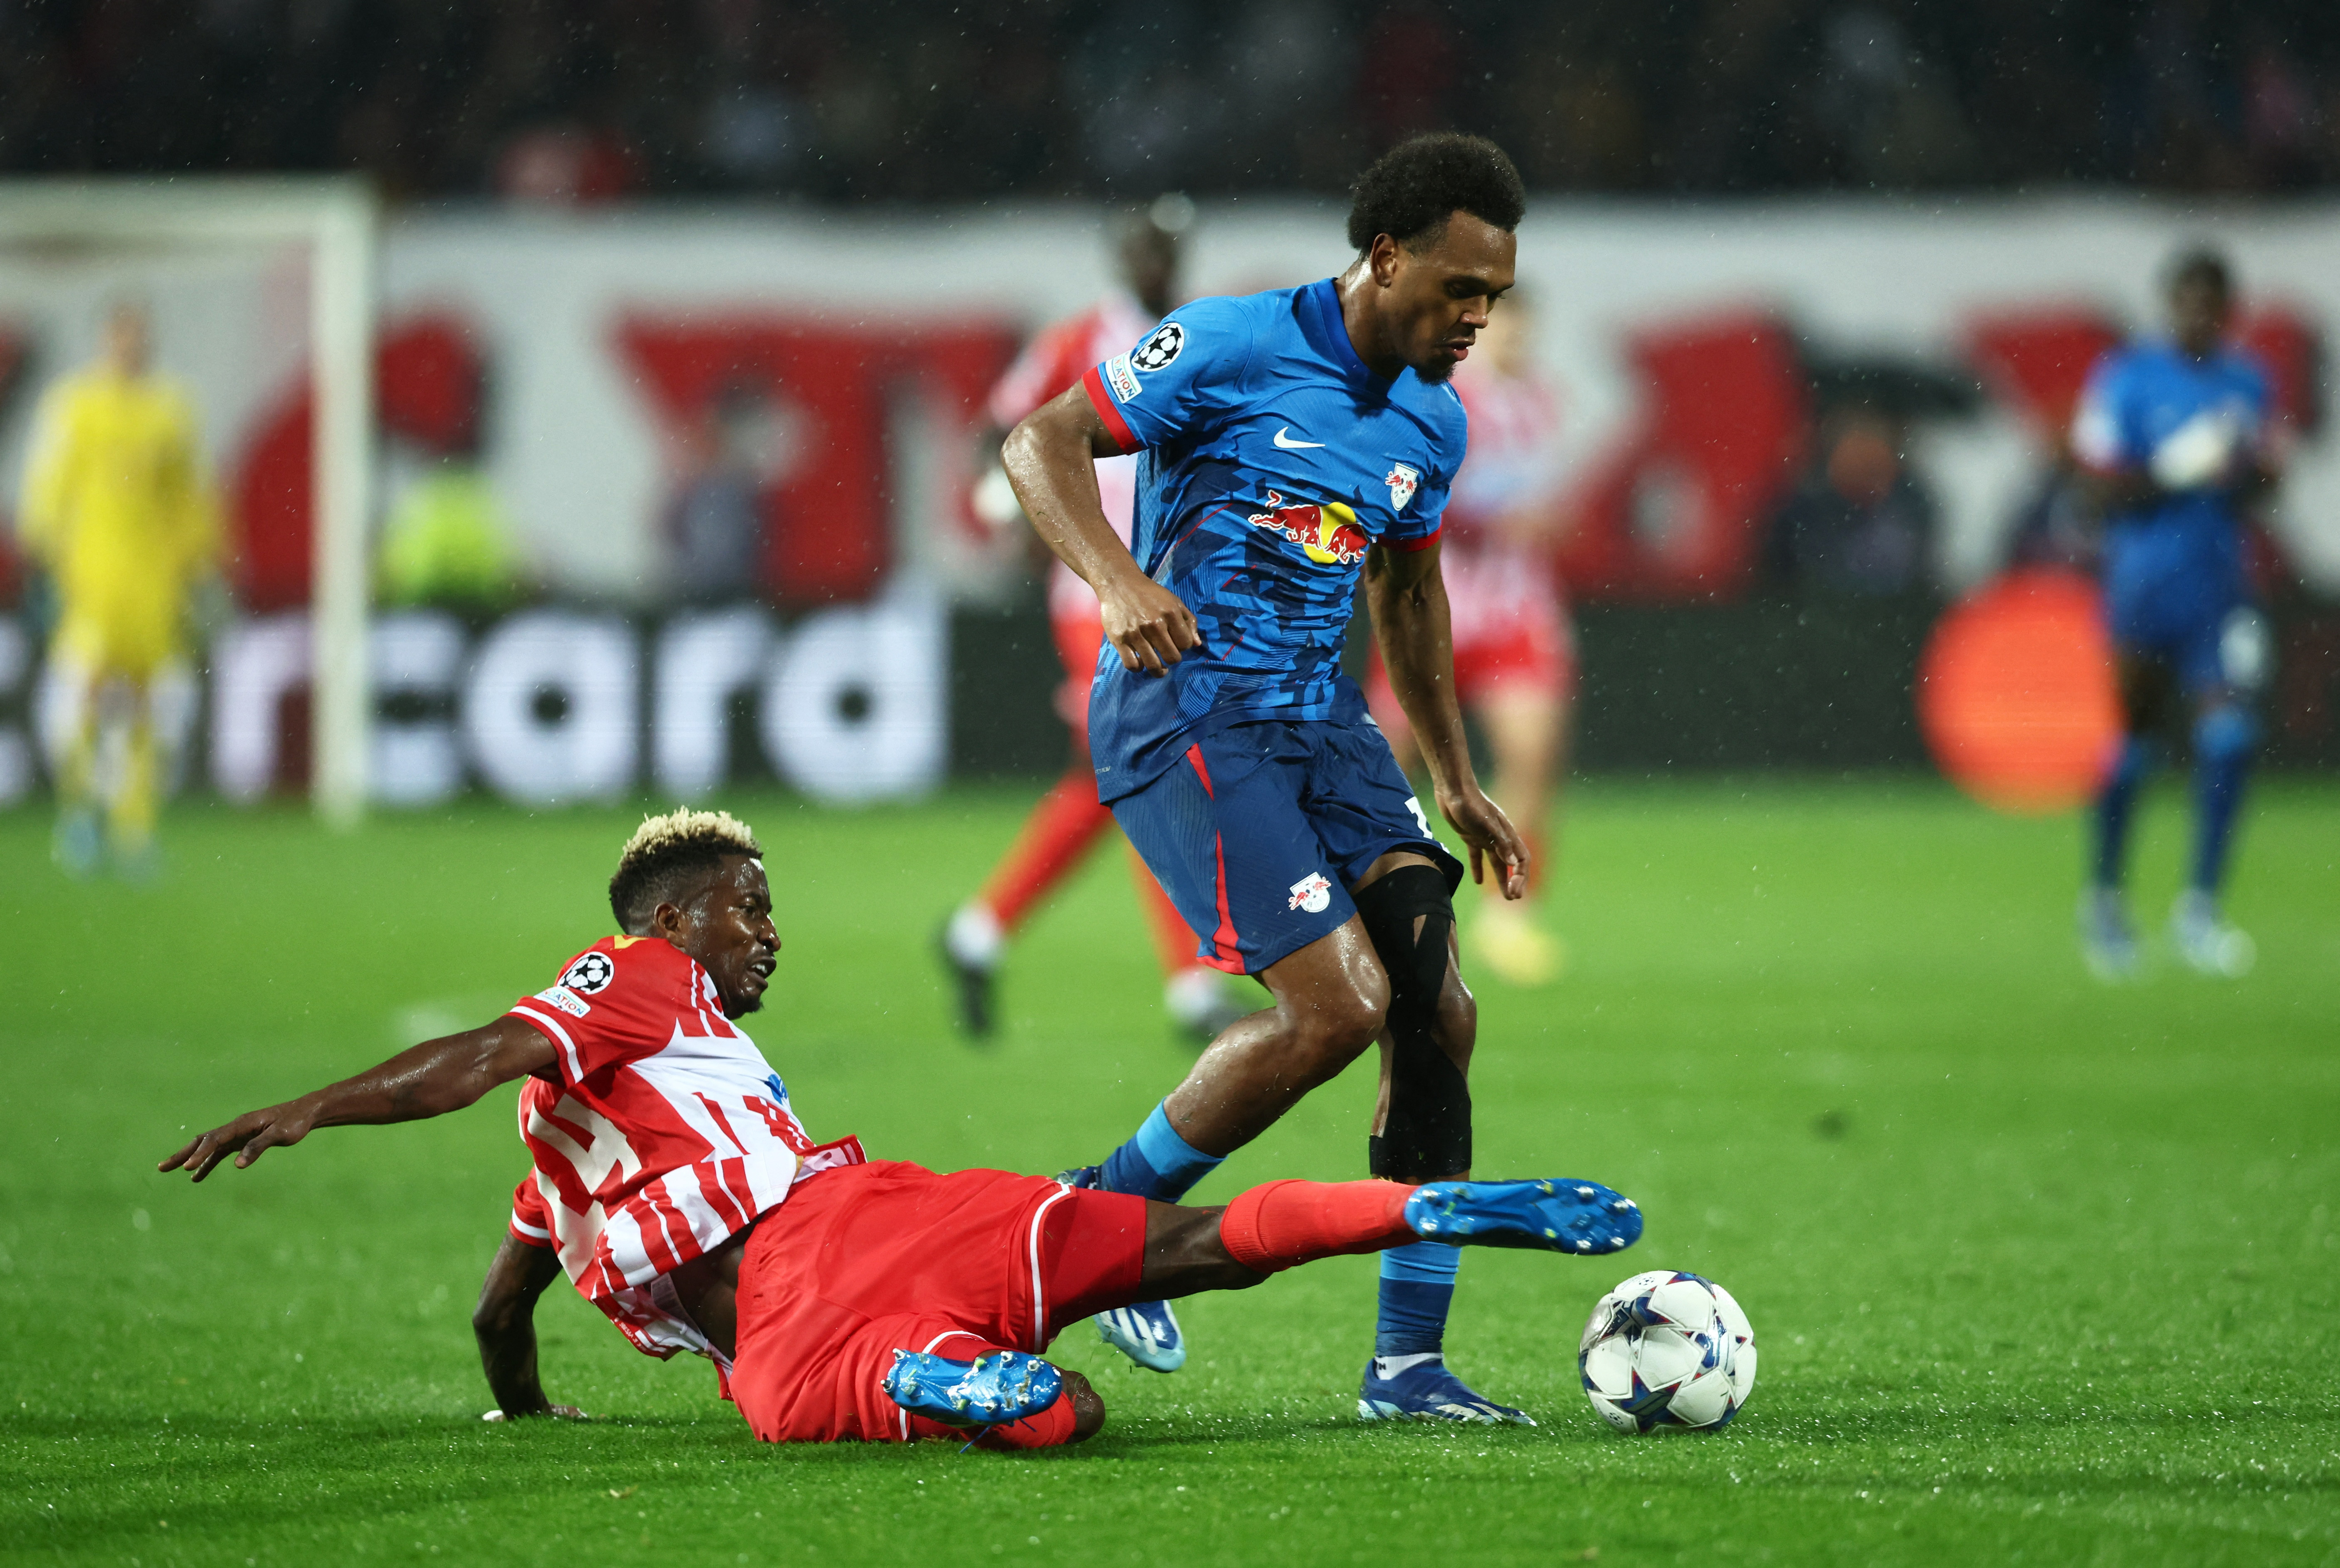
[1367,554,1576,714]
[726,1161,1147,1444]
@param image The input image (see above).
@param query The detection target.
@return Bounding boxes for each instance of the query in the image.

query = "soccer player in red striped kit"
[162,809,1640,1446]
[941,197,1248,1045]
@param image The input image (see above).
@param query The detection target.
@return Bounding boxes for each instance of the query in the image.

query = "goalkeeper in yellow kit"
[18,301,222,876]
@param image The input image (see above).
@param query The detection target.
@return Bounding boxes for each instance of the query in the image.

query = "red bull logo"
[1247,491,1372,566]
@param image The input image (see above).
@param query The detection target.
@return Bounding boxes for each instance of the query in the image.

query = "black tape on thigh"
[1355,864,1471,1182]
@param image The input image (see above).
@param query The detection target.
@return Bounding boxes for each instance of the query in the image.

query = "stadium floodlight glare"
[0,177,377,827]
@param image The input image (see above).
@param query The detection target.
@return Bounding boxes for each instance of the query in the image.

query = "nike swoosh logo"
[1273,427,1325,449]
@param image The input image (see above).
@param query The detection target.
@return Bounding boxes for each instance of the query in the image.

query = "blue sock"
[2190,706,2257,893]
[2092,736,2156,889]
[1098,1102,1222,1204]
[1375,1243,1460,1358]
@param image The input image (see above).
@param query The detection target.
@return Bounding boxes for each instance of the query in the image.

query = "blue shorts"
[2106,582,2254,695]
[1110,717,1464,976]
[2104,536,2245,694]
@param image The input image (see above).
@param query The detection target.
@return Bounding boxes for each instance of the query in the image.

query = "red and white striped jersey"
[986,291,1157,622]
[1446,363,1566,549]
[504,934,862,1366]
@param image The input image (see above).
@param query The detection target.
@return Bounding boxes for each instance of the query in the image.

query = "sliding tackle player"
[160,809,1639,1446]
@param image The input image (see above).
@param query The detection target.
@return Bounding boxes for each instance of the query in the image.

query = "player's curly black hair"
[2167,244,2233,298]
[608,808,763,933]
[1346,133,1526,254]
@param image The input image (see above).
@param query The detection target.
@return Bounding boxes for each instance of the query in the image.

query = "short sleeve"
[509,1173,554,1249]
[2069,357,2133,473]
[1082,296,1257,454]
[505,939,682,1086]
[1388,461,1455,552]
[1382,394,1463,551]
[987,316,1090,429]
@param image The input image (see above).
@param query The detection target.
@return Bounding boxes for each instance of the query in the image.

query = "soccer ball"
[1578,1271,1756,1433]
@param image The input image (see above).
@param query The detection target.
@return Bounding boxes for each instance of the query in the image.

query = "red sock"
[907,1392,1079,1449]
[976,1391,1080,1449]
[1218,1180,1418,1275]
[978,764,1116,931]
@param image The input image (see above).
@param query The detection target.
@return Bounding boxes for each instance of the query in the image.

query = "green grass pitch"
[4,777,2336,1566]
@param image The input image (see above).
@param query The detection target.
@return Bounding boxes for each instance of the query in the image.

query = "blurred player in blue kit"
[2071,247,2280,980]
[1004,135,1567,1423]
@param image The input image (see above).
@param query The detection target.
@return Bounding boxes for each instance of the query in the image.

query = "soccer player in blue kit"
[2071,246,2280,980]
[1003,134,1628,1424]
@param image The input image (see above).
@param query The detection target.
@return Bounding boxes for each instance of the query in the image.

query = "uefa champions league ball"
[1578,1271,1757,1433]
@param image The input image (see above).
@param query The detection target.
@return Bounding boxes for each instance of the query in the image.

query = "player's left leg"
[2084,649,2173,980]
[1078,729,1405,1371]
[1302,720,1533,1422]
[1348,852,1527,1421]
[878,1333,1102,1448]
[2168,606,2268,976]
[106,675,163,879]
[728,1162,1115,1446]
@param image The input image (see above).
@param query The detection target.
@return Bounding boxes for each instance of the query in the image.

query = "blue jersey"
[2070,338,2269,626]
[1077,278,1464,801]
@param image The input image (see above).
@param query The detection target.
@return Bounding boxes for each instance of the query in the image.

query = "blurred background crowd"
[4,0,2340,204]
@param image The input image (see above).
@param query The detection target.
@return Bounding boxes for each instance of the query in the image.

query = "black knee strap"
[1355,864,1471,1182]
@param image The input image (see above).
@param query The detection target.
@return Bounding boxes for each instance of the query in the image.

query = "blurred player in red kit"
[160,808,1642,1447]
[943,196,1245,1043]
[1366,289,1574,986]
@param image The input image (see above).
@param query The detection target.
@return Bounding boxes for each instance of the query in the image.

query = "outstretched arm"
[158,1016,556,1181]
[1364,540,1529,897]
[1003,385,1199,675]
[473,1233,582,1420]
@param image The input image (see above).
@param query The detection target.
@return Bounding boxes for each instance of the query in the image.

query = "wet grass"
[4,777,2335,1565]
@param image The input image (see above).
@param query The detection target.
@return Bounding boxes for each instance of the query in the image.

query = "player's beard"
[1417,347,1463,383]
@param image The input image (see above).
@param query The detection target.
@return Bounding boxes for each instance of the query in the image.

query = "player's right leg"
[1063,922,1391,1370]
[1070,732,1399,1369]
[940,754,1118,1038]
[1043,1176,1640,1427]
[1132,1177,1643,1296]
[38,641,103,878]
[2083,649,2171,981]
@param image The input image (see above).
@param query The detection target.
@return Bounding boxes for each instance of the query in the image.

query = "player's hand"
[1438,786,1530,900]
[157,1098,321,1181]
[1098,574,1201,675]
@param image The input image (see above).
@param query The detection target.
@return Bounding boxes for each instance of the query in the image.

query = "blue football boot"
[1358,1354,1534,1426]
[1094,1299,1187,1372]
[1055,1165,1189,1372]
[881,1349,1063,1429]
[1404,1178,1643,1255]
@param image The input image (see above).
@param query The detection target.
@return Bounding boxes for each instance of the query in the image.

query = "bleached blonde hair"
[608,808,763,931]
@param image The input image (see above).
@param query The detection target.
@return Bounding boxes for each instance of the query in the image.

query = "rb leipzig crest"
[1384,463,1420,513]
